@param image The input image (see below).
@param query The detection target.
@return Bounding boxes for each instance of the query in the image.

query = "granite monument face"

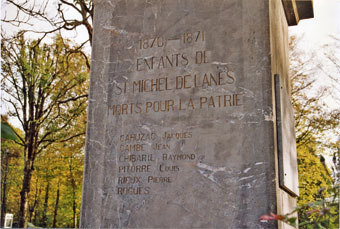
[81,0,313,228]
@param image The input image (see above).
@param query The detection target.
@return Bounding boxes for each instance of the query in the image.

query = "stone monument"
[81,0,314,228]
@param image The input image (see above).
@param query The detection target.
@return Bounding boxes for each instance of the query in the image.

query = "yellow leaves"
[2,32,89,227]
[297,144,333,206]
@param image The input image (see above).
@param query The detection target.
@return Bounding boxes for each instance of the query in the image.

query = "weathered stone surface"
[81,0,312,228]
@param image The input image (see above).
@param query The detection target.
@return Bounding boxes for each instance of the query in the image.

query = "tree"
[1,116,22,227]
[289,36,340,150]
[1,33,89,227]
[290,36,339,227]
[297,144,332,206]
[28,133,85,228]
[4,0,93,41]
[297,144,339,228]
[2,0,93,69]
[1,141,23,227]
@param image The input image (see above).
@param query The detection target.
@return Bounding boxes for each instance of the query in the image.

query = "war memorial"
[81,0,314,228]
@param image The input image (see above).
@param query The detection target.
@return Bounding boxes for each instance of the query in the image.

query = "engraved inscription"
[119,154,155,162]
[117,187,150,195]
[148,176,172,183]
[118,165,151,173]
[136,53,189,71]
[115,130,195,195]
[112,70,235,95]
[109,94,243,116]
[138,31,205,50]
[113,30,243,195]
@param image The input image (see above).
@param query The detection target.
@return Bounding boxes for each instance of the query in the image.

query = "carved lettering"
[109,94,243,115]
[112,30,242,195]
[119,133,156,142]
[136,53,189,71]
[162,153,196,161]
[118,165,151,173]
[195,51,209,64]
[119,154,155,162]
[120,144,146,152]
[159,165,180,172]
[117,176,141,184]
[152,143,170,150]
[113,70,235,95]
[117,186,150,195]
[163,131,192,140]
[147,176,172,183]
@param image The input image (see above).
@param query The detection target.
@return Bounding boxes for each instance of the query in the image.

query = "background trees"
[3,0,93,67]
[2,1,92,227]
[1,116,22,227]
[289,35,339,227]
[1,34,89,227]
[260,35,339,228]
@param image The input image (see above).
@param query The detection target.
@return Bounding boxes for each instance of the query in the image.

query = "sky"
[289,0,340,48]
[288,0,340,110]
[288,0,340,166]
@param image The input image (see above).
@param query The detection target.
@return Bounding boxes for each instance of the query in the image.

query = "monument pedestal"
[81,0,313,228]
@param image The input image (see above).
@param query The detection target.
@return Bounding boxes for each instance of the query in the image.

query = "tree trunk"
[41,181,49,227]
[29,179,39,222]
[73,189,76,228]
[18,161,33,228]
[1,150,9,227]
[69,157,77,228]
[52,182,60,228]
[18,129,37,228]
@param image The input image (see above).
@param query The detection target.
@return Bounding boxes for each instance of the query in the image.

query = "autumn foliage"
[1,34,89,227]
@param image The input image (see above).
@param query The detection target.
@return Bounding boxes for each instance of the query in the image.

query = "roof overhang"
[281,0,314,26]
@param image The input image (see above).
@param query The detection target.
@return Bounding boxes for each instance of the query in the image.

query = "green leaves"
[286,217,297,227]
[1,32,90,227]
[1,122,18,141]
